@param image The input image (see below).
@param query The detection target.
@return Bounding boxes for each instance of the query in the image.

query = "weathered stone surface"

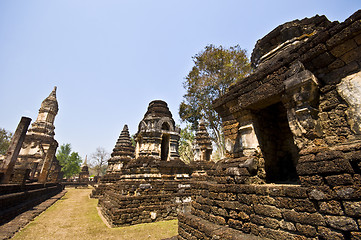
[319,200,344,215]
[351,231,361,240]
[299,175,324,186]
[337,70,361,134]
[279,220,296,231]
[330,39,358,58]
[254,204,282,219]
[325,215,359,231]
[283,209,325,226]
[193,120,213,162]
[308,186,336,201]
[178,9,361,240]
[16,87,61,183]
[343,201,361,217]
[295,223,317,237]
[334,186,361,199]
[297,159,354,175]
[250,214,280,229]
[325,174,354,187]
[318,226,345,240]
[99,101,192,227]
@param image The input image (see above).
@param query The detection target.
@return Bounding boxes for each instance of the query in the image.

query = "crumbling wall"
[99,156,191,226]
[178,10,361,240]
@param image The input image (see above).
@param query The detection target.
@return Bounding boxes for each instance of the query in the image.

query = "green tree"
[179,44,251,159]
[178,124,195,164]
[0,128,13,155]
[56,144,82,178]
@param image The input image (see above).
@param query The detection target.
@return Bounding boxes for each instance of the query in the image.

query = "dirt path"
[12,188,178,240]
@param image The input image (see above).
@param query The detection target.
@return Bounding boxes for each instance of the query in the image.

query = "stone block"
[284,186,308,198]
[317,226,345,240]
[228,218,243,231]
[355,33,361,45]
[315,150,344,161]
[250,214,280,229]
[299,154,316,162]
[351,231,361,240]
[253,195,275,205]
[325,215,358,231]
[296,159,353,175]
[319,200,344,215]
[308,186,336,201]
[330,39,358,57]
[322,61,359,85]
[258,226,299,240]
[334,186,361,200]
[292,198,317,213]
[326,20,361,49]
[283,209,325,226]
[295,223,317,237]
[237,194,252,205]
[325,174,354,187]
[268,186,286,197]
[343,201,361,217]
[222,200,243,210]
[354,174,361,185]
[299,175,324,187]
[209,214,226,225]
[341,45,361,64]
[279,220,296,231]
[253,204,282,219]
[243,222,255,235]
[312,51,336,68]
[328,59,346,71]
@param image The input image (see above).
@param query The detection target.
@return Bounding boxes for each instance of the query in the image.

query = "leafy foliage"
[179,44,251,159]
[90,147,110,176]
[0,128,13,155]
[178,124,195,163]
[56,144,82,178]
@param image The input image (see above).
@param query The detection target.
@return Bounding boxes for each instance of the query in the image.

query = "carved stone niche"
[225,111,260,157]
[282,63,322,148]
[337,70,361,135]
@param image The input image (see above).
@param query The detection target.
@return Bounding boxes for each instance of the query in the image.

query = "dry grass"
[12,188,178,240]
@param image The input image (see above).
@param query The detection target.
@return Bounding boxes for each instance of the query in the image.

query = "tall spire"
[28,87,59,137]
[112,125,135,158]
[82,155,88,167]
[193,120,213,161]
[107,124,135,173]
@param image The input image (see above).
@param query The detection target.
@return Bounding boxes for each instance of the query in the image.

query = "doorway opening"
[161,134,170,161]
[254,102,299,183]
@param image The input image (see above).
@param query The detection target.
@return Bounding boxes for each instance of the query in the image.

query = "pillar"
[0,117,31,183]
[38,142,58,183]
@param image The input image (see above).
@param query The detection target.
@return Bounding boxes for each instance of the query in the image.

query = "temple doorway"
[161,134,170,161]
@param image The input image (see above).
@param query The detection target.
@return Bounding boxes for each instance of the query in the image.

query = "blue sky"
[0,0,360,160]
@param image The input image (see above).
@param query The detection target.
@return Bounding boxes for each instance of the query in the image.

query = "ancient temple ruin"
[0,87,63,227]
[178,10,361,240]
[91,125,135,198]
[193,120,213,162]
[10,87,62,183]
[107,125,135,173]
[79,156,89,182]
[188,120,214,180]
[98,100,192,226]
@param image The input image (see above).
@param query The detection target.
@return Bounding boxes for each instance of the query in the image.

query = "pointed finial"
[48,86,57,99]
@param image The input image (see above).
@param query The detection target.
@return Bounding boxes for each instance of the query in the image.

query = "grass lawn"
[12,188,178,240]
